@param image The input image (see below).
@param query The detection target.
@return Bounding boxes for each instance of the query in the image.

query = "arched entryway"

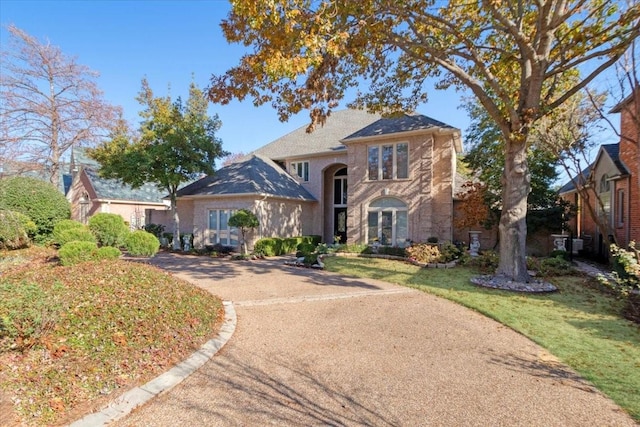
[333,167,347,244]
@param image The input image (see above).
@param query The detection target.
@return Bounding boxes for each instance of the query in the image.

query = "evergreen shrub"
[88,213,128,247]
[0,209,35,250]
[53,220,95,246]
[124,230,160,257]
[0,177,70,241]
[58,241,121,266]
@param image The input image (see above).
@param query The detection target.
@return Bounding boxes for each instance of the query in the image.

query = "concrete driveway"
[113,252,635,426]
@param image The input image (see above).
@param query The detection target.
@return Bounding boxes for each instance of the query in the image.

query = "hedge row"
[253,235,321,256]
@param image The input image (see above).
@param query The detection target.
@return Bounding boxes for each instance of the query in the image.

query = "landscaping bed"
[0,247,224,426]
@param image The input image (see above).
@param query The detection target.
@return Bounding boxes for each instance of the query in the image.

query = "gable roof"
[176,154,316,201]
[342,113,456,140]
[253,109,382,160]
[84,168,168,204]
[600,144,629,176]
[70,146,100,171]
[558,165,592,195]
[558,143,628,195]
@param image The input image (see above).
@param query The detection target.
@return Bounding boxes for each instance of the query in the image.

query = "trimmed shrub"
[54,228,97,246]
[254,237,279,256]
[0,209,35,250]
[52,220,95,246]
[96,246,123,260]
[124,230,160,257]
[296,242,316,257]
[58,240,121,266]
[88,213,128,247]
[0,177,71,241]
[58,241,100,266]
[281,238,299,254]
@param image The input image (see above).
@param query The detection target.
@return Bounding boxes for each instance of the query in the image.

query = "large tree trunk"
[170,192,181,250]
[496,138,531,282]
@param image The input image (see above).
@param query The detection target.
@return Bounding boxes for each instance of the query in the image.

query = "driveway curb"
[70,301,237,427]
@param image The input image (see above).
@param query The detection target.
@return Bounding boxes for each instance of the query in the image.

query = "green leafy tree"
[90,79,226,250]
[463,100,570,234]
[210,0,639,282]
[228,209,259,255]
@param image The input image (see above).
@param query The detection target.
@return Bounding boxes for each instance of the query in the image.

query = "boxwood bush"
[0,177,70,241]
[254,237,279,256]
[88,213,129,247]
[52,220,96,246]
[0,209,35,250]
[124,230,160,257]
[58,241,121,266]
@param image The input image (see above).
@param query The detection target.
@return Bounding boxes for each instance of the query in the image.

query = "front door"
[334,207,347,244]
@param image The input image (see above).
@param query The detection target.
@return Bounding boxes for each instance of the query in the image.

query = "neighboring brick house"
[66,147,171,228]
[176,109,463,250]
[560,89,640,256]
[611,90,640,248]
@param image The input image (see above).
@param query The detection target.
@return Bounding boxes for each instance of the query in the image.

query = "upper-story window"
[368,142,408,180]
[334,168,347,206]
[291,161,309,182]
[599,174,610,193]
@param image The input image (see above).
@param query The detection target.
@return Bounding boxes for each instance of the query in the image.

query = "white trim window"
[368,142,408,180]
[367,197,408,246]
[208,209,239,246]
[291,161,309,182]
[334,168,347,206]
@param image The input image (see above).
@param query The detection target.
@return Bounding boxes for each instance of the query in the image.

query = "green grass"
[324,256,640,421]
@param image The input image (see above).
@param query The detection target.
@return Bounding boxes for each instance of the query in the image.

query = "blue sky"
[0,0,472,159]
[0,0,623,167]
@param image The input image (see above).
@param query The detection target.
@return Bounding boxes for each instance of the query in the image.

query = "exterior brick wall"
[344,130,457,245]
[187,195,313,250]
[616,91,640,247]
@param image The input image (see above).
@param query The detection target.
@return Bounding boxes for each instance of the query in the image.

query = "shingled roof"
[253,109,382,160]
[176,154,316,201]
[558,144,628,194]
[84,168,167,203]
[342,113,455,141]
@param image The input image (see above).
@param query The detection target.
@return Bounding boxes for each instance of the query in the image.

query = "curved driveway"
[115,252,635,426]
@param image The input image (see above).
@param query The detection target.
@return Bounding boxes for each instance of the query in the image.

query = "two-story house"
[560,89,640,256]
[175,109,462,250]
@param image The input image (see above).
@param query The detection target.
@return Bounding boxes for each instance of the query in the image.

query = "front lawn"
[324,256,640,422]
[0,247,224,426]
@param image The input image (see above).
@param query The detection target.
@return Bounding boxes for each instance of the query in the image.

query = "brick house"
[66,147,171,228]
[175,109,463,250]
[560,89,640,255]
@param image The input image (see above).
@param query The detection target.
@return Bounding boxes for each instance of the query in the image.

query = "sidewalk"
[96,252,635,426]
